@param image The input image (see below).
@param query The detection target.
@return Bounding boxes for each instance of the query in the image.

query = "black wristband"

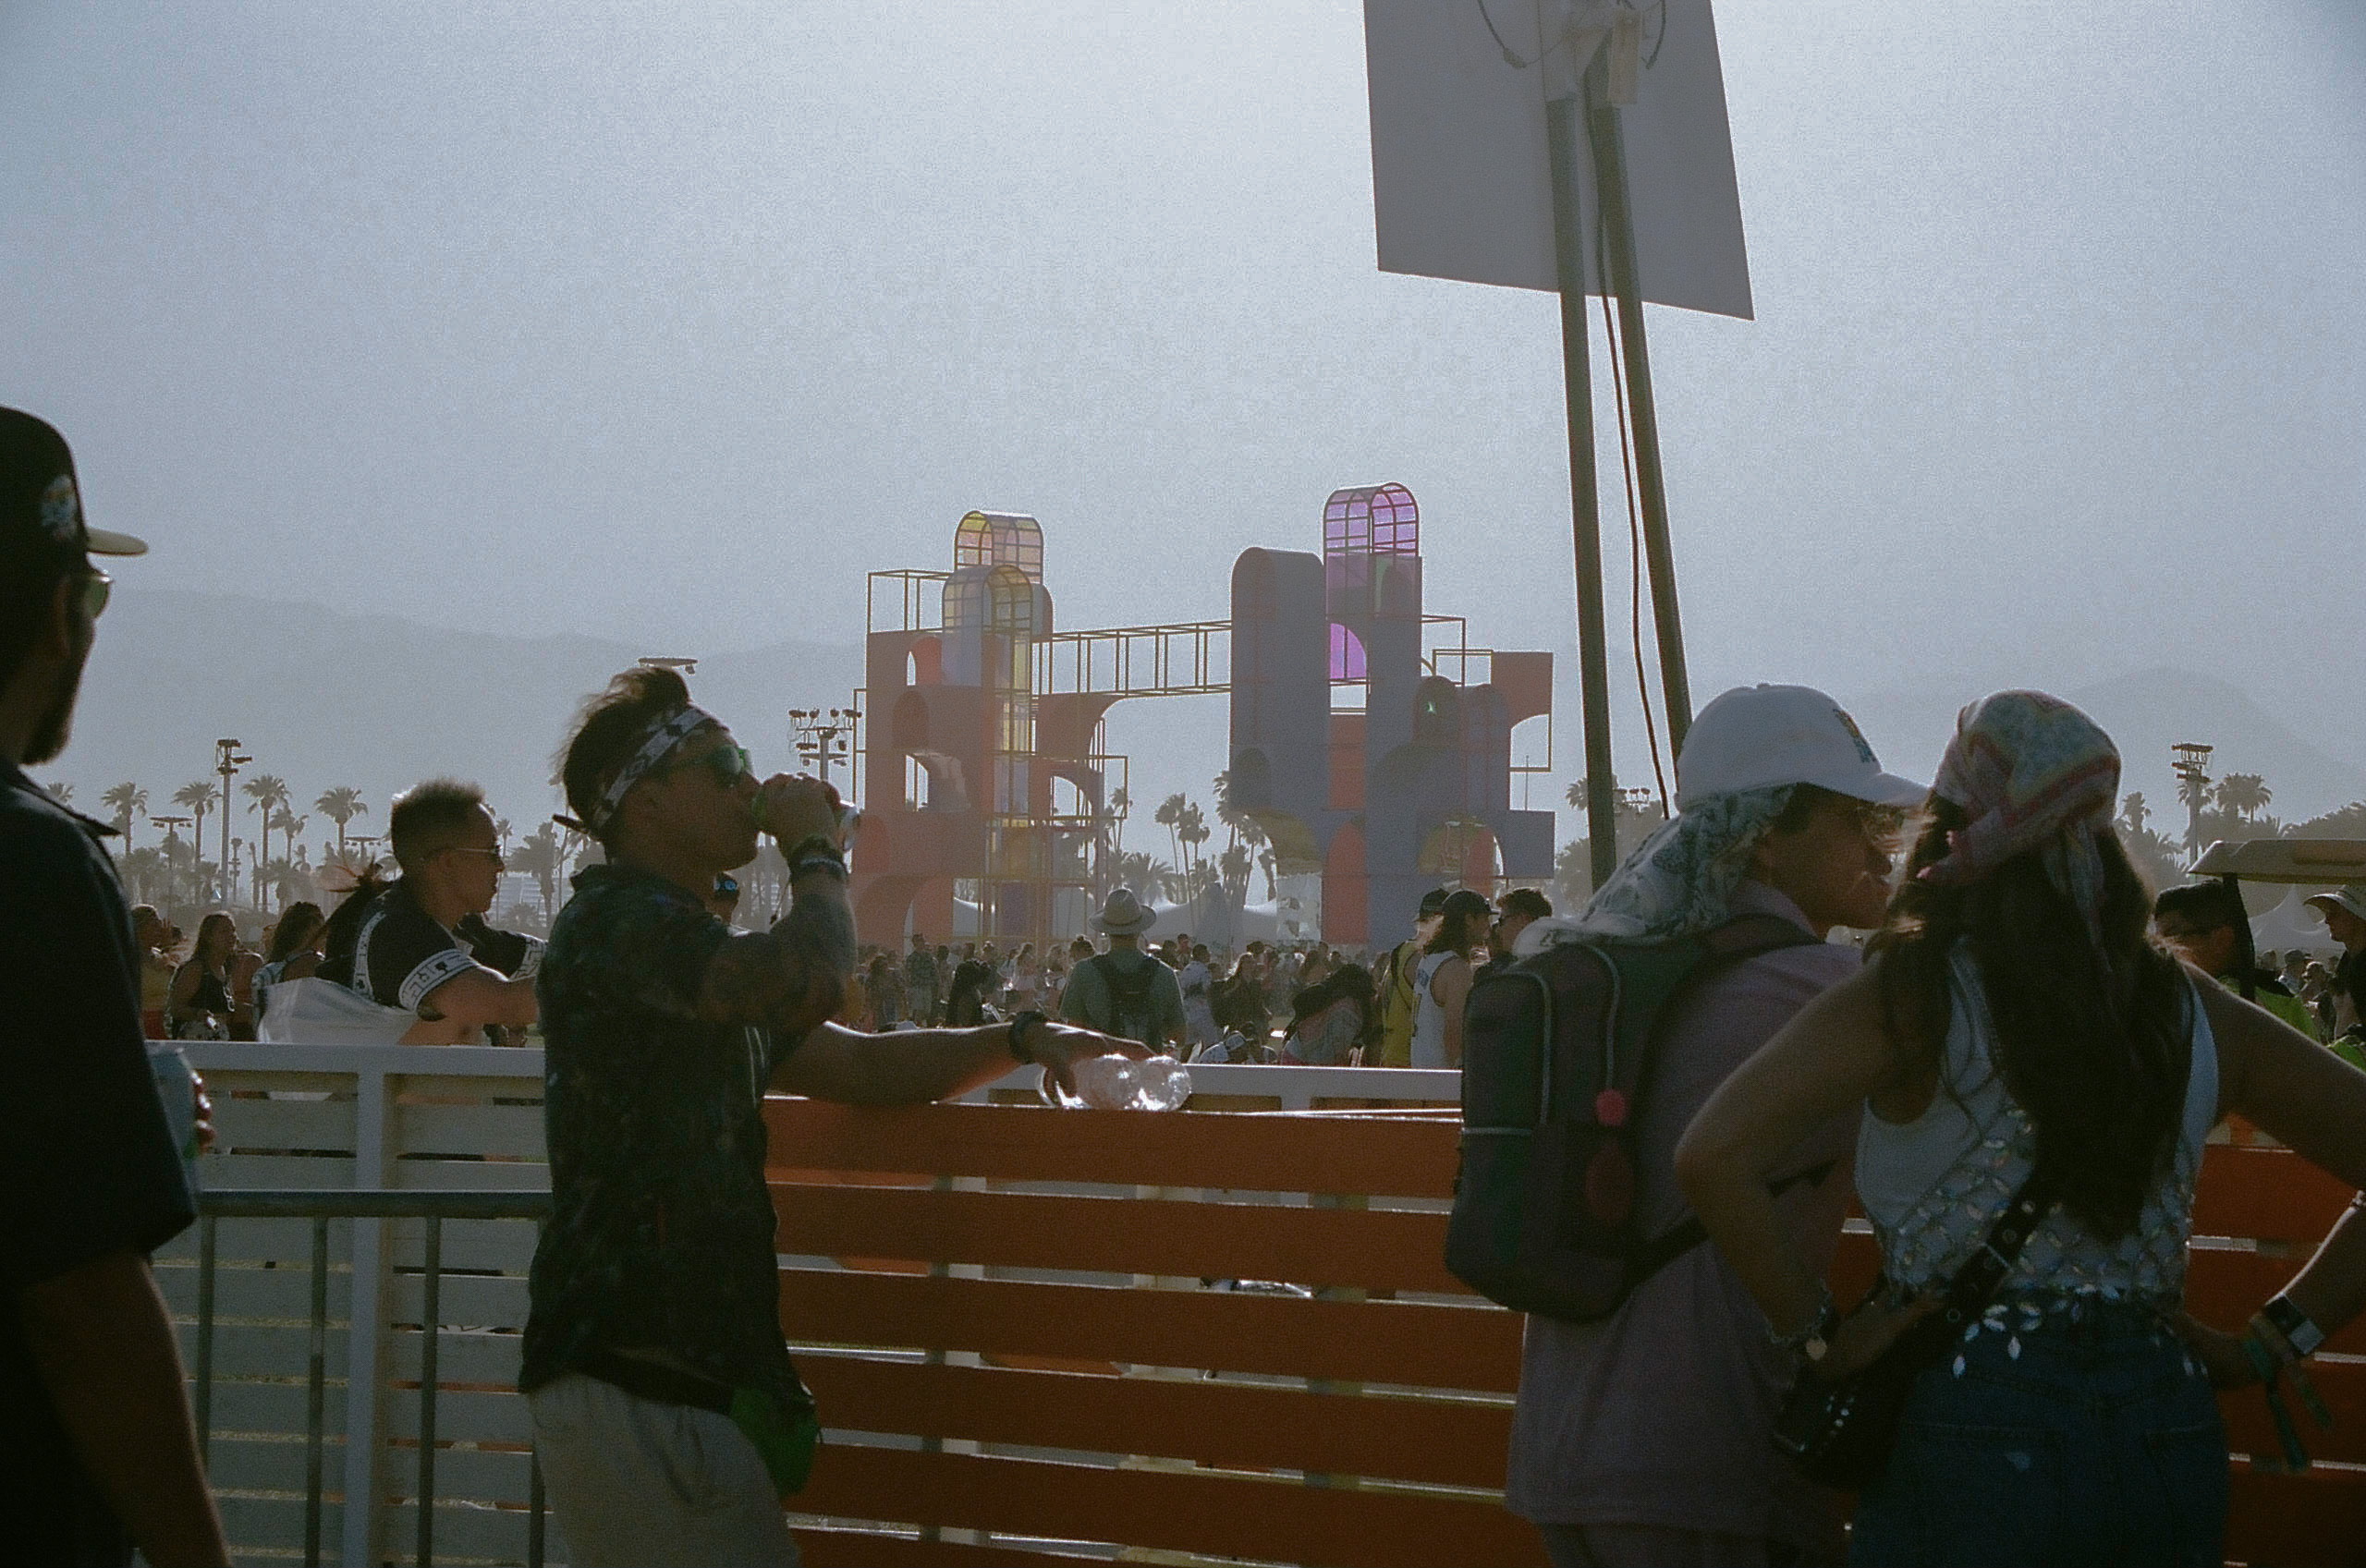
[2262,1294,2326,1358]
[782,834,840,864]
[789,855,848,882]
[1007,1010,1046,1064]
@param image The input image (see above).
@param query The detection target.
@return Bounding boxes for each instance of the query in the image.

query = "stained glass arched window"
[953,511,1044,581]
[1322,484,1419,557]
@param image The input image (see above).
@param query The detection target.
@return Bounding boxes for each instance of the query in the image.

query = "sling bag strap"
[1926,1161,2064,1332]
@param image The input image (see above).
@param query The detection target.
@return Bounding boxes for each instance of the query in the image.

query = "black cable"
[1594,198,1672,817]
[1476,0,1546,69]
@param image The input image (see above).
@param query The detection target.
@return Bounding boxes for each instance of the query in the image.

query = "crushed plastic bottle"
[1043,1053,1192,1112]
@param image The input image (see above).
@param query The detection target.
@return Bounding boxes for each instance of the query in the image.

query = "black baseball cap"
[1,407,147,580]
[1417,886,1451,918]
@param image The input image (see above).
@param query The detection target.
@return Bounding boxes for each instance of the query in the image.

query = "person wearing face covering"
[1505,685,1925,1568]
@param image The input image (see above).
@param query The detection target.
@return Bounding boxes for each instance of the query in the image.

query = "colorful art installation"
[850,488,1554,949]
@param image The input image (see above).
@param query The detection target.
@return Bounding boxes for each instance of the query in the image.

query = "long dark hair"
[1870,800,2192,1241]
[267,901,326,964]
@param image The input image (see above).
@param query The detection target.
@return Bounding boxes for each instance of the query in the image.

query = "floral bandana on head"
[1517,784,1799,952]
[1918,690,2121,940]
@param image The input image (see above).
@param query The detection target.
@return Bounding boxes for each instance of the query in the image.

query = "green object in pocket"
[729,1387,821,1497]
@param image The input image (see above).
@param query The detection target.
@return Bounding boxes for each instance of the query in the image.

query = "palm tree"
[174,780,216,883]
[2117,792,2150,838]
[40,779,73,803]
[514,823,563,923]
[314,785,368,861]
[1176,803,1210,875]
[2216,773,2272,825]
[1106,786,1131,852]
[1153,793,1186,871]
[1112,850,1171,902]
[103,782,149,852]
[241,774,289,899]
[270,808,307,882]
[121,845,166,906]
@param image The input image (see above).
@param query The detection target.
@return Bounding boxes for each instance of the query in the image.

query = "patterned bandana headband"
[1918,692,2120,929]
[584,705,719,835]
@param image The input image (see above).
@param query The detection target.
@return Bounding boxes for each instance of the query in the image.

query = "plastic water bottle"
[1044,1054,1192,1112]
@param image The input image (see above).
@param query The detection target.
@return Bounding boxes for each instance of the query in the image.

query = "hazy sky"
[6,2,2361,803]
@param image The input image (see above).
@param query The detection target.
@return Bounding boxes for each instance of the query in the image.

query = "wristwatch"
[1006,1009,1047,1065]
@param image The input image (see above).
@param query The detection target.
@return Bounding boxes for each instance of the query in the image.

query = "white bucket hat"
[1092,887,1158,936]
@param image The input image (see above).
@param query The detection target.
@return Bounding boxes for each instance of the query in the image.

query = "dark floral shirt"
[521,863,806,1410]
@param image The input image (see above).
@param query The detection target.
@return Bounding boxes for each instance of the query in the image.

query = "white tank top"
[1410,951,1457,1069]
[1855,945,2217,1304]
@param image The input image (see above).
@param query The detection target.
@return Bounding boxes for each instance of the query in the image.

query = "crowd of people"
[15,401,2366,1568]
[834,880,1563,1073]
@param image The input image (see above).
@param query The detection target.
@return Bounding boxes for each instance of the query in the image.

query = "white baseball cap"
[1674,685,1927,811]
[2306,884,2366,924]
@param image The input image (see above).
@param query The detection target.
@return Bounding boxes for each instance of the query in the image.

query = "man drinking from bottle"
[521,664,1138,1566]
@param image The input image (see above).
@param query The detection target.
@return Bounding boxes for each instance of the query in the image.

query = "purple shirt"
[1504,882,1860,1556]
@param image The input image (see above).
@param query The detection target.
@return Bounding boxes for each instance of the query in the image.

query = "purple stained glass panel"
[1329,622,1367,681]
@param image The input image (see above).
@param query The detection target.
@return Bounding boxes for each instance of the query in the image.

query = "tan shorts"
[528,1372,800,1568]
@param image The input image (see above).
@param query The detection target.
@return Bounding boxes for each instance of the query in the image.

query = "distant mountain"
[52,590,861,850]
[1835,667,2366,827]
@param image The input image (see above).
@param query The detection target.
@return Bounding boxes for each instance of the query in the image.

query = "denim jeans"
[1849,1297,2226,1568]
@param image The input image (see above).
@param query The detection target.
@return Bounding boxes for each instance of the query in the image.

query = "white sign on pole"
[1363,0,1753,321]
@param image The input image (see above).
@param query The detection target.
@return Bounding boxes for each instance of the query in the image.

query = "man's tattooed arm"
[693,876,856,1036]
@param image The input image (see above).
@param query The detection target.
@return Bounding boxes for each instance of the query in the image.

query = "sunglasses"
[676,742,754,790]
[444,846,506,871]
[77,570,112,622]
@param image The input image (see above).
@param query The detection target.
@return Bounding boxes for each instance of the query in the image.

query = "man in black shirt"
[525,666,1140,1564]
[318,778,541,1045]
[0,407,228,1565]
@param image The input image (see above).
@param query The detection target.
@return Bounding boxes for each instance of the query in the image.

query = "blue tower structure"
[1228,485,1556,947]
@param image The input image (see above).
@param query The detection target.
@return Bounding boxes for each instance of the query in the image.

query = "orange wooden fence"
[764,1100,2366,1567]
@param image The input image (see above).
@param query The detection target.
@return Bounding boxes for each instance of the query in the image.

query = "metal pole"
[305,1216,329,1568]
[416,1215,441,1568]
[1546,91,1621,892]
[1584,67,1694,750]
[194,1215,217,1460]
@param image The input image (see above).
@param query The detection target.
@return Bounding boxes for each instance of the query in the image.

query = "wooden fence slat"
[2220,1358,2366,1466]
[794,1526,1095,1567]
[799,1355,1515,1489]
[767,1100,1461,1197]
[386,1271,532,1326]
[194,1378,350,1437]
[774,1183,1472,1296]
[201,1436,347,1496]
[179,1323,350,1380]
[2193,1143,2357,1244]
[382,1328,524,1387]
[793,1443,1547,1568]
[213,1492,348,1556]
[382,1218,541,1271]
[2226,1461,2366,1567]
[211,1096,358,1149]
[780,1270,1520,1392]
[2189,1251,2366,1356]
[392,1100,548,1155]
[377,1499,542,1561]
[381,1387,533,1444]
[159,1262,355,1319]
[379,1442,537,1506]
